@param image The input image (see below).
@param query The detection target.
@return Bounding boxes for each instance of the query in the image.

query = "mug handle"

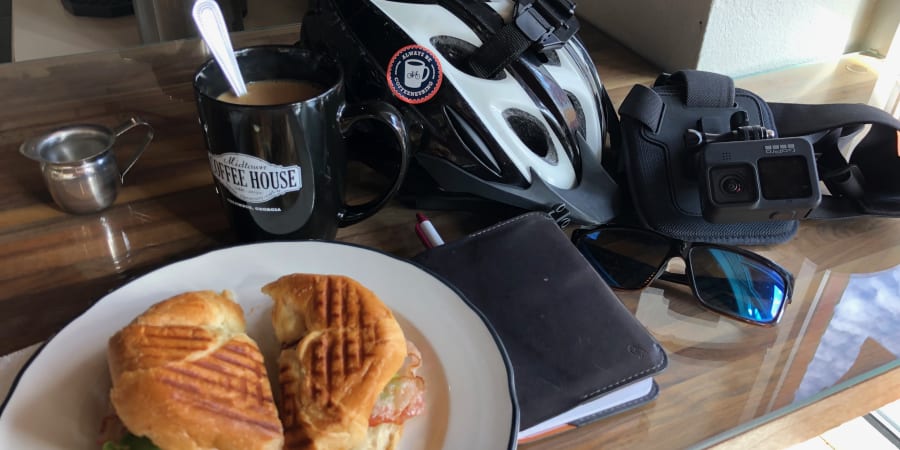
[337,101,410,227]
[112,116,155,184]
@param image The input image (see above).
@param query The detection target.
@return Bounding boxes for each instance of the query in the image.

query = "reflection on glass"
[579,229,669,289]
[794,265,900,402]
[78,214,133,273]
[101,215,132,271]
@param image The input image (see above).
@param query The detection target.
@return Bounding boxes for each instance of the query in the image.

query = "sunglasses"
[572,225,793,326]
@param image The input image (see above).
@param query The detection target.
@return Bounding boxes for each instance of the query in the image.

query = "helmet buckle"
[514,0,579,54]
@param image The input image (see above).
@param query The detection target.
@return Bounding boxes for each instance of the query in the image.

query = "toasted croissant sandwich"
[263,274,426,450]
[104,290,284,450]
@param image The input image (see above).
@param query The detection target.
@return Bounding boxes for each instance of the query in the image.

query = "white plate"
[0,242,518,449]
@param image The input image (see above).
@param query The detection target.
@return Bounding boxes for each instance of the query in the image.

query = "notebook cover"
[413,212,668,430]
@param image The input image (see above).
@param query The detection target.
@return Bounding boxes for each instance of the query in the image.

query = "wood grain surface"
[0,21,898,450]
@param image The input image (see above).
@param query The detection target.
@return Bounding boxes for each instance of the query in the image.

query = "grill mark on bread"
[223,341,263,361]
[332,279,347,387]
[265,274,408,450]
[278,350,307,447]
[108,291,284,450]
[351,280,362,370]
[185,397,283,434]
[152,336,275,410]
[132,329,263,371]
[161,361,275,405]
[159,372,203,396]
[188,359,274,407]
[138,326,215,352]
[331,331,343,393]
[362,307,375,360]
[326,278,335,328]
[144,325,213,341]
[326,277,335,398]
[312,338,327,406]
[316,278,331,406]
[278,369,296,424]
[213,348,262,374]
[282,399,313,450]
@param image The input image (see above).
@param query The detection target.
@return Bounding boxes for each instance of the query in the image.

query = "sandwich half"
[263,273,425,450]
[105,290,284,450]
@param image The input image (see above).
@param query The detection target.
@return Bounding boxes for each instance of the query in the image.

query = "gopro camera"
[698,137,821,223]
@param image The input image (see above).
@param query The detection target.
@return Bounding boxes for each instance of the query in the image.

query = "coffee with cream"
[217,80,325,106]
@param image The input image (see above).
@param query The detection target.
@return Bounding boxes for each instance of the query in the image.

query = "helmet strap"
[469,0,579,78]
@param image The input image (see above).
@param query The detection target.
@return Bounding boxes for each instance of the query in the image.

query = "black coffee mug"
[193,45,409,242]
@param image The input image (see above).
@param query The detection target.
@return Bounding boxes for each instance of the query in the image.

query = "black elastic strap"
[618,84,664,133]
[469,0,579,79]
[769,102,900,219]
[821,165,867,199]
[769,102,900,135]
[470,24,532,79]
[667,70,735,108]
[806,196,866,219]
[600,85,627,183]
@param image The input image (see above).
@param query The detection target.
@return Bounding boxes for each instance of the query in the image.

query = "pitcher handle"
[337,101,410,227]
[113,116,155,184]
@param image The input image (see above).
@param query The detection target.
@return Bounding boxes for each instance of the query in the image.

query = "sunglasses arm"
[658,271,691,286]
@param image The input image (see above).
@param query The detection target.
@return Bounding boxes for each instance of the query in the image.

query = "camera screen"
[759,156,812,200]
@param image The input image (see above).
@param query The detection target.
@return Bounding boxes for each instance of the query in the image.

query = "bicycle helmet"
[300,0,622,225]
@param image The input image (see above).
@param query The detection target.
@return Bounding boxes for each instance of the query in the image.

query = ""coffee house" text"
[208,153,303,203]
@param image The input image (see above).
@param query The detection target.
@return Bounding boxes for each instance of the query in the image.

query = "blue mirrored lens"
[689,247,787,324]
[576,228,671,289]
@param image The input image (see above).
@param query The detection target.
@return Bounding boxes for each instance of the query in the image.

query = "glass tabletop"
[615,217,900,449]
[525,52,900,449]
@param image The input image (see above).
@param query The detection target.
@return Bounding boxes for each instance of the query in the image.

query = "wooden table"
[1,21,899,450]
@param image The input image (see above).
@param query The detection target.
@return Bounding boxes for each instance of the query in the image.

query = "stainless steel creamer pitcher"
[20,116,154,214]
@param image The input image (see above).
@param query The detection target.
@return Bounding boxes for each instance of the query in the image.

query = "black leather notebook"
[413,212,668,442]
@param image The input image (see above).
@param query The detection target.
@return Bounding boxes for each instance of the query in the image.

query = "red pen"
[415,213,445,249]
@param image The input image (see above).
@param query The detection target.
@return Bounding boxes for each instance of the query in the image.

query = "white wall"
[864,0,900,58]
[699,0,875,76]
[578,0,881,77]
[577,0,713,71]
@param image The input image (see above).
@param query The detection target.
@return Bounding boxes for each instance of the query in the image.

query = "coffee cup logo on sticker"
[387,45,443,104]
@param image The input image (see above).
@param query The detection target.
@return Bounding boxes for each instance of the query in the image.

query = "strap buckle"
[548,203,572,228]
[514,0,579,54]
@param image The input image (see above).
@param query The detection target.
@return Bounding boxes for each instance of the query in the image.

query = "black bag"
[617,70,900,245]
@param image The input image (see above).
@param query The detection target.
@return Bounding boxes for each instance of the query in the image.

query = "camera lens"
[709,164,756,205]
[721,176,744,194]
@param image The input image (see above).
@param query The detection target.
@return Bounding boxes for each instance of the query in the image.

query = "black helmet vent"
[544,50,561,66]
[565,90,587,139]
[431,35,505,81]
[504,109,557,164]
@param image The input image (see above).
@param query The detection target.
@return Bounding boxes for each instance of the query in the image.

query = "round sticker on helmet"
[386,45,443,104]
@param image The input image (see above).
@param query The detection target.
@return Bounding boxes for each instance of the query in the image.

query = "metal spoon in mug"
[192,0,247,97]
